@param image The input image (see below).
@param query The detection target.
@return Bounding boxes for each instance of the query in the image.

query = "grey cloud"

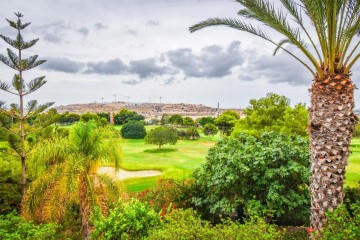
[41,57,84,73]
[242,54,311,86]
[167,41,244,78]
[126,29,138,35]
[129,58,175,78]
[32,21,89,43]
[84,58,128,75]
[122,79,142,85]
[94,22,109,30]
[146,20,159,26]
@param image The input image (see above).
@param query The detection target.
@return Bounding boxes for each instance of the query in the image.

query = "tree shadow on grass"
[143,148,177,153]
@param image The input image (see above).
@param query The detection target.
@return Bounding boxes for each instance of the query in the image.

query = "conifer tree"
[0,12,53,196]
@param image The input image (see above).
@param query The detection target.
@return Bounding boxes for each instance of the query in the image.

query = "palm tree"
[190,0,360,231]
[22,121,122,240]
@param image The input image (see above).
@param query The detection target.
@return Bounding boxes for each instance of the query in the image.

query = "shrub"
[198,116,215,127]
[91,199,161,240]
[114,109,144,125]
[168,114,183,125]
[135,179,193,215]
[313,202,360,240]
[192,132,310,225]
[121,121,146,139]
[147,208,285,240]
[183,116,196,126]
[0,212,60,240]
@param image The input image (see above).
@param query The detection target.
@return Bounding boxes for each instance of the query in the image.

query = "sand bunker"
[98,167,161,180]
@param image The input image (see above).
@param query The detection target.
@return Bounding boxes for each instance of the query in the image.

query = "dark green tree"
[185,126,200,140]
[202,123,218,137]
[198,116,215,127]
[168,114,183,126]
[113,109,144,125]
[145,126,178,149]
[0,12,53,196]
[190,0,360,230]
[121,121,147,139]
[183,116,196,127]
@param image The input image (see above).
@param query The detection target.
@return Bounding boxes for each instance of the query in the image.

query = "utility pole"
[160,96,162,104]
[113,94,117,103]
[101,97,104,103]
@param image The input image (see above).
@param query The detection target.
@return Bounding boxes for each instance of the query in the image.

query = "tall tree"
[23,121,122,240]
[0,12,53,196]
[190,0,360,231]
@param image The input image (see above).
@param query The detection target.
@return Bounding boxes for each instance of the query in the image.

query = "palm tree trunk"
[79,174,90,240]
[309,72,357,230]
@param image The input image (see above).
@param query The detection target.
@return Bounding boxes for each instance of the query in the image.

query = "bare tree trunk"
[309,72,357,231]
[79,174,90,240]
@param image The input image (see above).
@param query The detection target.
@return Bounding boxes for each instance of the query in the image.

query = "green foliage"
[0,212,60,240]
[183,116,196,126]
[232,93,308,137]
[214,110,239,135]
[198,116,215,127]
[80,112,100,122]
[57,112,80,125]
[0,154,21,214]
[121,121,147,139]
[97,112,110,121]
[147,208,285,240]
[113,109,144,125]
[145,126,178,149]
[135,179,193,214]
[91,199,161,240]
[185,126,200,140]
[168,114,183,125]
[313,202,360,240]
[203,123,218,136]
[353,123,360,137]
[192,132,310,225]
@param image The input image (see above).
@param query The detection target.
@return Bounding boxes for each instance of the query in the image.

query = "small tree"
[183,116,196,127]
[168,114,183,126]
[0,13,53,196]
[214,111,239,136]
[114,109,144,125]
[185,126,200,140]
[145,126,178,149]
[198,116,215,127]
[203,123,218,137]
[121,121,147,139]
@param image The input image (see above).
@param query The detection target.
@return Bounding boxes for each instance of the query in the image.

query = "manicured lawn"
[120,138,216,192]
[347,138,360,187]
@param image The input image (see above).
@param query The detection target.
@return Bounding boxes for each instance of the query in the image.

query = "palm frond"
[190,17,316,75]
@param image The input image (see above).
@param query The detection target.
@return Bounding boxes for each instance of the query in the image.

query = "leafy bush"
[121,121,147,139]
[0,212,60,240]
[192,132,310,225]
[313,202,360,240]
[0,154,21,214]
[183,116,196,126]
[147,208,285,240]
[168,114,183,125]
[135,179,193,215]
[91,199,161,240]
[214,110,239,135]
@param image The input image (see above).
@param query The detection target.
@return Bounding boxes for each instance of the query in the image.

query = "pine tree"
[0,12,54,196]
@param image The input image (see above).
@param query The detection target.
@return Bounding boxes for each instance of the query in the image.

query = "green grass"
[347,138,360,187]
[120,138,216,191]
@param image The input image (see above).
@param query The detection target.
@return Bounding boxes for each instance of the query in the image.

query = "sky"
[0,0,359,109]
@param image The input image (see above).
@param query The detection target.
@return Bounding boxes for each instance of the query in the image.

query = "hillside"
[55,102,242,119]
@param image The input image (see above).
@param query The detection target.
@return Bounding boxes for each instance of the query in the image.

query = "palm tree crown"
[190,0,360,78]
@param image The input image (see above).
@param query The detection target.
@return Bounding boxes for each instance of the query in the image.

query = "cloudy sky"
[1,0,359,109]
